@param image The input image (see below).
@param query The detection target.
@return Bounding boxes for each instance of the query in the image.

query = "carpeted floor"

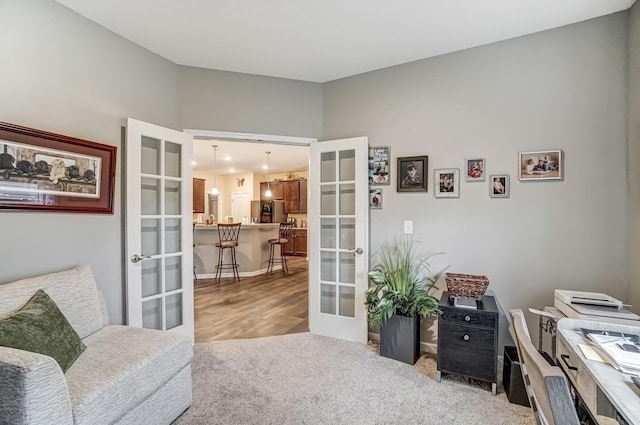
[175,333,535,425]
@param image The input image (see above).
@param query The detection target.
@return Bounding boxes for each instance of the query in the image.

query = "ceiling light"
[265,151,272,198]
[210,145,219,196]
[192,161,197,166]
[224,155,231,161]
[229,168,235,173]
[262,164,268,170]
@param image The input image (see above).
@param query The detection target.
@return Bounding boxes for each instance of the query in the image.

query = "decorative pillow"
[0,289,86,372]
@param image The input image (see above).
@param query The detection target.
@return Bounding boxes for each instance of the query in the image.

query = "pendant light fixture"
[210,145,219,195]
[264,151,272,198]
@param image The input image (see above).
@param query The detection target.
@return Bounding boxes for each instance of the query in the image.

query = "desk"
[557,319,640,425]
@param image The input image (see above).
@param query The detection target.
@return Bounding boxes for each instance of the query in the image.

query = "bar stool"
[215,223,241,283]
[266,222,295,276]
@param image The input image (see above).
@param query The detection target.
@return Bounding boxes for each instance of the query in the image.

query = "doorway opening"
[188,129,315,343]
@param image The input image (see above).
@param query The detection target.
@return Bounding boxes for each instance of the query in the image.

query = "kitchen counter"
[193,223,280,278]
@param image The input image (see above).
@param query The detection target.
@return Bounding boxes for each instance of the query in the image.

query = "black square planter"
[503,345,530,407]
[380,314,420,365]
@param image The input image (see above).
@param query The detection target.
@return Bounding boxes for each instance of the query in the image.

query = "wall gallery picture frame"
[368,146,390,185]
[0,122,116,213]
[489,174,510,198]
[465,157,486,182]
[397,156,428,192]
[369,188,382,209]
[434,168,460,198]
[518,149,563,181]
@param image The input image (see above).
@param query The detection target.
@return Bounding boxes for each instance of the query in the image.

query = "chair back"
[217,223,241,244]
[509,309,579,425]
[279,222,295,239]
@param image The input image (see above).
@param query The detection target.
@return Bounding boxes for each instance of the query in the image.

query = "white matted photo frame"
[369,188,382,209]
[434,168,460,198]
[368,146,390,185]
[518,149,563,181]
[489,174,509,198]
[465,157,485,182]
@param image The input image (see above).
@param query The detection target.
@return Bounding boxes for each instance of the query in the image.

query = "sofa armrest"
[0,346,74,425]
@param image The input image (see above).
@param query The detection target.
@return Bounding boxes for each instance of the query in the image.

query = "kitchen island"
[193,223,280,279]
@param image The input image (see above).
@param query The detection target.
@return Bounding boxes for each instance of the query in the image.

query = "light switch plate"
[403,220,413,234]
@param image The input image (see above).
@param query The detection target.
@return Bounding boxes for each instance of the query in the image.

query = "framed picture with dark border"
[369,146,390,185]
[369,188,382,209]
[489,174,509,198]
[434,168,460,198]
[397,156,428,192]
[465,157,486,182]
[518,150,563,181]
[0,122,116,213]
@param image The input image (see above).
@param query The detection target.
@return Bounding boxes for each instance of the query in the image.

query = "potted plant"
[364,236,446,365]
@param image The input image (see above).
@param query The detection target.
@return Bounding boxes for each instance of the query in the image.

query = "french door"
[125,118,194,341]
[309,137,369,344]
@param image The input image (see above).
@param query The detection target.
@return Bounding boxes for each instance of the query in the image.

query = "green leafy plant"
[364,236,446,327]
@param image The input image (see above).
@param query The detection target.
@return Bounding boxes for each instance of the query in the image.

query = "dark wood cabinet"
[260,181,284,200]
[436,291,498,395]
[283,229,307,256]
[192,178,205,213]
[283,180,307,213]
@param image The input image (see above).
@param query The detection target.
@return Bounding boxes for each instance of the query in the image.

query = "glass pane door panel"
[164,141,181,178]
[339,218,355,250]
[141,178,161,216]
[320,218,336,249]
[165,181,181,215]
[321,152,336,183]
[321,185,336,215]
[141,136,161,176]
[165,256,182,292]
[339,253,355,284]
[142,298,162,330]
[165,219,181,253]
[339,183,355,215]
[165,293,183,330]
[141,259,162,298]
[320,251,336,282]
[141,219,161,256]
[339,286,355,318]
[339,150,356,181]
[320,284,336,315]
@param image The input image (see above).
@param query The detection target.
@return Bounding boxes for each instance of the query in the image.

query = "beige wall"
[628,4,640,314]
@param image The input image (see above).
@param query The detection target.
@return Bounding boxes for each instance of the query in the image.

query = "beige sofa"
[0,265,193,425]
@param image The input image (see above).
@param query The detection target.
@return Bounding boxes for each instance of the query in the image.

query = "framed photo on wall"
[465,157,485,182]
[369,146,390,185]
[397,156,428,192]
[489,174,509,198]
[369,188,382,209]
[518,150,563,181]
[434,168,460,198]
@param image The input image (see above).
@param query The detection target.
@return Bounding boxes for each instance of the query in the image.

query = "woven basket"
[445,273,489,301]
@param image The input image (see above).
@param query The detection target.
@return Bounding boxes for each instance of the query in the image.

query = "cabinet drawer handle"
[464,315,471,322]
[463,335,470,341]
[560,354,578,371]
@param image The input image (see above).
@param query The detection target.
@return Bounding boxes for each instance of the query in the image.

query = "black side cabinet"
[436,291,499,395]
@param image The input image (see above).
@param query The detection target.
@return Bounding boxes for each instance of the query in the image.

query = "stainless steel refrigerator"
[251,200,286,223]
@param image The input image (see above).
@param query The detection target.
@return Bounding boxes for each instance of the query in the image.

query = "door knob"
[348,248,364,255]
[131,254,151,263]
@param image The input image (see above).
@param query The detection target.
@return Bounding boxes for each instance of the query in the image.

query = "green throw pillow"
[0,289,86,372]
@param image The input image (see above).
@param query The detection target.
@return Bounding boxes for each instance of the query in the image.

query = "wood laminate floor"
[194,257,308,343]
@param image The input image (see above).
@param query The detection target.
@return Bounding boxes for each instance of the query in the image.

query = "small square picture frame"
[489,174,510,198]
[434,168,460,198]
[397,156,428,192]
[370,188,383,209]
[465,157,486,182]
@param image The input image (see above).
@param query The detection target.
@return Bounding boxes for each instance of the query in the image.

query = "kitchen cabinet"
[260,181,284,200]
[283,229,307,257]
[283,180,307,213]
[193,178,205,213]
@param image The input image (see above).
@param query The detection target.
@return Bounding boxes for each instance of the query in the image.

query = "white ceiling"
[192,139,309,176]
[55,0,635,83]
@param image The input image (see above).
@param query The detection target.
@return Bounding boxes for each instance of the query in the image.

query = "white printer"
[553,290,640,326]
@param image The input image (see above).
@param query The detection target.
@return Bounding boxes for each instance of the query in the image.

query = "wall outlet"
[403,220,413,234]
